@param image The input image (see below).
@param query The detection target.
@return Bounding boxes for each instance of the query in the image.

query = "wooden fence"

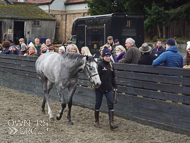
[0,54,190,135]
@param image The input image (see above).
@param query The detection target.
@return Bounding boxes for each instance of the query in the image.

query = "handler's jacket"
[98,60,117,92]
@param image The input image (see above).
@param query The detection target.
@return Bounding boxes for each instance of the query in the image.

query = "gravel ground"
[0,86,190,143]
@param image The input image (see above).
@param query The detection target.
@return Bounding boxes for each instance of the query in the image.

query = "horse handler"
[94,47,118,130]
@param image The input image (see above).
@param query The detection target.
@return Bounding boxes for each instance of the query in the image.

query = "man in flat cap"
[106,36,116,60]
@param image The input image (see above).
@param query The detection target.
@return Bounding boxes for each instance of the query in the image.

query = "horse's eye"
[89,67,92,70]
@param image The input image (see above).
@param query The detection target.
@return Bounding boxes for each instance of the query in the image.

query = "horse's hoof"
[56,114,61,120]
[69,122,74,125]
[50,117,54,121]
[41,111,45,114]
[56,116,61,120]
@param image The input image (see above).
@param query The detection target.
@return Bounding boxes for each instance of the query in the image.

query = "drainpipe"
[48,4,50,13]
[65,14,67,42]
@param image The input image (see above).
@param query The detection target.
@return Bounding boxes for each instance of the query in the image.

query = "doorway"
[14,21,24,45]
[0,22,2,43]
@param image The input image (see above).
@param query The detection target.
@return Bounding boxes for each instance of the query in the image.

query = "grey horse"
[35,52,101,125]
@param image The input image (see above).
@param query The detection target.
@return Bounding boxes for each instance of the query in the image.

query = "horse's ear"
[92,54,96,58]
[86,56,89,61]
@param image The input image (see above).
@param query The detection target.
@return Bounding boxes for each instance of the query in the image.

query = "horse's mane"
[60,51,94,62]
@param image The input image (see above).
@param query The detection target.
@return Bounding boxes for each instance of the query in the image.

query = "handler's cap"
[102,47,111,57]
[107,36,113,40]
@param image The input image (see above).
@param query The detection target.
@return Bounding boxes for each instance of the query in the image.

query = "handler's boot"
[94,110,101,128]
[109,111,118,130]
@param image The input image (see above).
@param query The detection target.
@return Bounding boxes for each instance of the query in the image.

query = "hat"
[29,42,34,48]
[59,46,65,52]
[49,46,55,50]
[187,41,190,51]
[67,40,72,44]
[102,47,111,57]
[27,39,31,45]
[21,43,26,48]
[107,36,113,40]
[114,39,119,42]
[10,43,15,46]
[165,38,175,46]
[139,43,152,53]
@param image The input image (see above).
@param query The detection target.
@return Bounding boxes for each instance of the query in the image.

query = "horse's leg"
[56,85,66,120]
[67,84,77,125]
[41,77,54,121]
[41,80,53,114]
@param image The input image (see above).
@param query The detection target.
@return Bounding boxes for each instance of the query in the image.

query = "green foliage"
[152,35,159,42]
[85,0,190,38]
[144,2,166,32]
[84,0,127,15]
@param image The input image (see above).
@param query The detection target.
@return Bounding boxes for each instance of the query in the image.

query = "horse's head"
[83,55,101,87]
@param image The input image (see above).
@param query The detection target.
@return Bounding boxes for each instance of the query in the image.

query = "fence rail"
[0,54,190,135]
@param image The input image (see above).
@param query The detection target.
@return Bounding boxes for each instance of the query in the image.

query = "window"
[33,21,40,26]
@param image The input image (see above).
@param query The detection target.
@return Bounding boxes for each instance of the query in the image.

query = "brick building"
[15,0,89,43]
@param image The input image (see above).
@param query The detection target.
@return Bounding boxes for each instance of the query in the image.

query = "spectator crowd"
[0,36,190,68]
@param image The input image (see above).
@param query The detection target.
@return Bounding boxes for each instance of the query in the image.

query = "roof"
[0,5,55,20]
[23,0,53,5]
[65,0,85,5]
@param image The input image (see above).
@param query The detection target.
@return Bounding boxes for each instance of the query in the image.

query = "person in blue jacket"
[152,38,183,68]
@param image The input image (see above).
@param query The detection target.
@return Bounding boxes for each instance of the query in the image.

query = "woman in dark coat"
[94,47,118,130]
[138,43,156,65]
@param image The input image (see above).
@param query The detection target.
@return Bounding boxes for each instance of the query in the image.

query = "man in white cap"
[119,38,141,64]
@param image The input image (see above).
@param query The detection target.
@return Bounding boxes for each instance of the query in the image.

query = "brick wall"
[47,9,89,43]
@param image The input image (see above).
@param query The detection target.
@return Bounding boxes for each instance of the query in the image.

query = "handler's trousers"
[95,89,114,111]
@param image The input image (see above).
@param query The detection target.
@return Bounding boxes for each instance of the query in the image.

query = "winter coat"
[19,49,28,55]
[119,45,141,64]
[183,55,190,66]
[28,52,38,57]
[40,50,49,55]
[97,60,117,92]
[151,46,166,57]
[106,42,116,60]
[115,51,126,63]
[152,46,183,68]
[1,47,10,54]
[7,49,19,55]
[138,53,157,65]
[34,44,41,56]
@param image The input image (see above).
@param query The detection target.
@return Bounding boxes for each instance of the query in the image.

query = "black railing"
[0,54,190,135]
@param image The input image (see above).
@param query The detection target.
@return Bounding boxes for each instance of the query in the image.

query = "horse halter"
[84,61,99,81]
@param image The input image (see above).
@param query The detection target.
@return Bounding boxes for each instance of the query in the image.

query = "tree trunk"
[163,21,166,39]
[157,24,161,38]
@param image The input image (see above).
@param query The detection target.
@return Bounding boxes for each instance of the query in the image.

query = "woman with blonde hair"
[81,46,92,56]
[183,41,190,68]
[115,45,126,63]
[26,44,38,57]
[40,43,49,55]
[70,44,80,54]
